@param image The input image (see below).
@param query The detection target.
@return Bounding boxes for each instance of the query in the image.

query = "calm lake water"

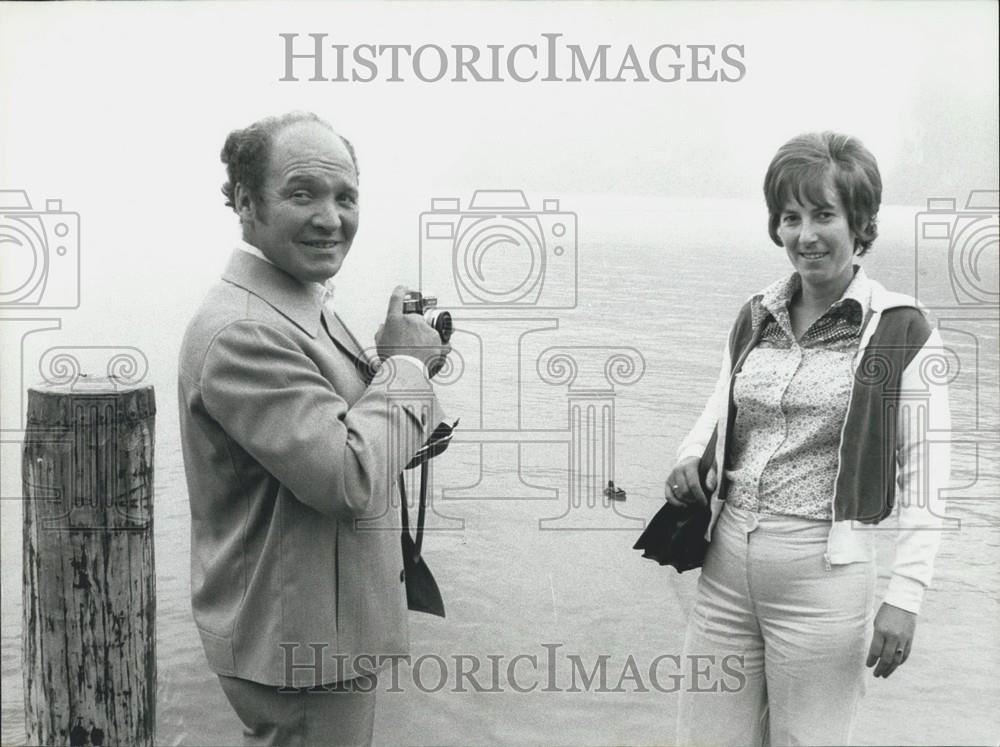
[2,197,998,745]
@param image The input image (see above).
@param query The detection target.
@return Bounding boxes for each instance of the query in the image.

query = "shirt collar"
[751,265,872,332]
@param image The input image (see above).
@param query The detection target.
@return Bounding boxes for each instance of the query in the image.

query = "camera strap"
[398,463,429,560]
[397,419,457,618]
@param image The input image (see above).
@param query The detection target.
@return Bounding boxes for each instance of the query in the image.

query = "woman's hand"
[866,602,917,678]
[664,457,717,507]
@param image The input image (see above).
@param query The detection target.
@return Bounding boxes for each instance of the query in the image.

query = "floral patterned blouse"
[725,268,872,520]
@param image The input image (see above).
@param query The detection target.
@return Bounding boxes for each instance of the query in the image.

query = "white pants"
[677,504,876,747]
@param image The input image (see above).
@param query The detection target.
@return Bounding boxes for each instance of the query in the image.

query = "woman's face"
[776,183,858,295]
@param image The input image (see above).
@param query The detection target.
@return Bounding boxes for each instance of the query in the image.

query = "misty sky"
[1,2,997,211]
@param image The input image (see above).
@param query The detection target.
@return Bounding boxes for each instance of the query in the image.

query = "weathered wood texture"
[22,380,156,746]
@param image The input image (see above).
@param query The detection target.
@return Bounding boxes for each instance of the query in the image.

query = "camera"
[0,189,80,309]
[914,190,998,309]
[419,189,577,308]
[403,291,453,343]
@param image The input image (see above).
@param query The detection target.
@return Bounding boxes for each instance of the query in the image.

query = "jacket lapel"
[221,251,323,337]
[222,250,379,383]
[321,308,377,382]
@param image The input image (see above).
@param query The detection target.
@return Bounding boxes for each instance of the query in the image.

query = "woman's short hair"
[220,111,358,211]
[763,131,882,256]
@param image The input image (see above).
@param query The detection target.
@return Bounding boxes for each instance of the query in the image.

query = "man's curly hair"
[220,111,358,212]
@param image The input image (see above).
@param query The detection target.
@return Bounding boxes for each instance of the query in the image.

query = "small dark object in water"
[604,480,627,501]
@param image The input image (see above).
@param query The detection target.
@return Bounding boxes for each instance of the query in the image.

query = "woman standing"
[666,132,950,745]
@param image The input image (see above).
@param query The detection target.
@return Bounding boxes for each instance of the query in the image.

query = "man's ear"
[234,183,255,226]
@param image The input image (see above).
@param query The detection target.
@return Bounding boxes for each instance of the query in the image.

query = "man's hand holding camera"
[376,285,453,378]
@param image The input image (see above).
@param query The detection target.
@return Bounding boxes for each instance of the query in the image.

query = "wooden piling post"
[21,378,156,746]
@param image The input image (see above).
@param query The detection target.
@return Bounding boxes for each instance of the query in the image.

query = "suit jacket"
[178,249,443,686]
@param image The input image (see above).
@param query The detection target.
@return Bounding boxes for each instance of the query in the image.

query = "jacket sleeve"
[883,327,952,614]
[677,337,732,463]
[200,320,442,521]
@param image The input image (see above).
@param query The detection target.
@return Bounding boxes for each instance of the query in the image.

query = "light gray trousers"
[677,504,876,747]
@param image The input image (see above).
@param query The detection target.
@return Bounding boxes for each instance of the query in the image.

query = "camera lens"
[425,309,453,343]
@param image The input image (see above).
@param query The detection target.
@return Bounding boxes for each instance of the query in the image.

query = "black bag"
[399,420,458,618]
[633,430,718,573]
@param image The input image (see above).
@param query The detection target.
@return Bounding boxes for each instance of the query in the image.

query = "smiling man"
[178,112,449,746]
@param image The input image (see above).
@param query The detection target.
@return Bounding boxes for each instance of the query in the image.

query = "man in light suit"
[178,111,449,746]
